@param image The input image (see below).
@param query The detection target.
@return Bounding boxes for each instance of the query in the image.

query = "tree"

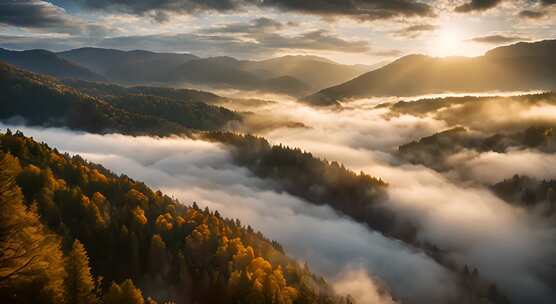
[121,279,145,304]
[65,239,98,304]
[0,153,66,303]
[149,234,168,277]
[104,279,144,304]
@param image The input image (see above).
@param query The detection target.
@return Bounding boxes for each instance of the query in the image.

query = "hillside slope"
[0,61,240,133]
[304,40,556,106]
[0,131,348,304]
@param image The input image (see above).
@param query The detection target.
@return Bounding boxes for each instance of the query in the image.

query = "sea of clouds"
[3,95,556,303]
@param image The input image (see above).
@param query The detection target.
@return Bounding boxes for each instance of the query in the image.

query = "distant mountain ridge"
[58,48,369,96]
[58,47,199,83]
[304,39,556,106]
[0,48,104,81]
[0,46,369,97]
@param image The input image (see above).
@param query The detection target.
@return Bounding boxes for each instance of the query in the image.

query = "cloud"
[332,269,397,304]
[518,9,547,18]
[258,30,370,53]
[0,0,109,35]
[0,35,96,51]
[96,22,370,58]
[0,15,368,57]
[468,34,531,44]
[0,0,69,28]
[200,17,285,34]
[0,123,461,304]
[454,0,503,13]
[446,149,556,183]
[393,24,438,38]
[235,97,556,303]
[254,0,436,21]
[3,92,556,303]
[72,0,436,22]
[370,49,404,57]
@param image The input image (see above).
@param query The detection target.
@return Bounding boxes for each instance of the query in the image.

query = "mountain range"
[0,48,105,81]
[0,47,370,97]
[304,39,556,106]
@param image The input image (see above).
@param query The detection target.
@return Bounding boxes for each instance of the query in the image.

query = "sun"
[432,26,466,57]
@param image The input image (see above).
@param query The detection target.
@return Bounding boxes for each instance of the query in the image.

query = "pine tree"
[65,239,98,304]
[103,279,144,304]
[120,279,145,304]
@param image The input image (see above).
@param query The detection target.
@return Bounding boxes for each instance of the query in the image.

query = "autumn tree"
[0,153,66,303]
[104,279,144,304]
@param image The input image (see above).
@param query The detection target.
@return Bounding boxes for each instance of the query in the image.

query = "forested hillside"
[0,62,240,133]
[0,130,351,304]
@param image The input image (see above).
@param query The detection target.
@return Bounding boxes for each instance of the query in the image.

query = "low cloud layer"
[233,96,556,303]
[0,123,457,304]
[2,94,556,303]
[447,149,556,183]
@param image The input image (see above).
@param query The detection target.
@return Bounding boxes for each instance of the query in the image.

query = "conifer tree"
[65,239,98,304]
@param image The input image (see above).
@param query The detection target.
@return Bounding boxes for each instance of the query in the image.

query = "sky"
[0,1,555,64]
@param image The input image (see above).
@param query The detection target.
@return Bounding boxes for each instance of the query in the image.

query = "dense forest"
[63,80,224,105]
[492,175,556,213]
[0,130,352,304]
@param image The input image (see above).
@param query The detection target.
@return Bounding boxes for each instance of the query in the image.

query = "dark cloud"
[468,34,531,44]
[518,10,547,18]
[455,0,503,13]
[0,0,111,36]
[255,0,436,20]
[73,0,435,21]
[393,24,438,38]
[0,0,70,28]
